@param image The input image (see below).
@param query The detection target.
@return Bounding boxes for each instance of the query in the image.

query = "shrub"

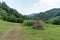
[23,20,35,26]
[7,15,16,22]
[52,19,60,25]
[16,18,24,23]
[44,20,49,23]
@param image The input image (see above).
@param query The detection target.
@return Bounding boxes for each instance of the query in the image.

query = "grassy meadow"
[0,20,14,36]
[19,23,60,40]
[0,20,60,40]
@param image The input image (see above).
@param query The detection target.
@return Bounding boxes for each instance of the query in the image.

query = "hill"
[28,8,60,21]
[0,2,26,23]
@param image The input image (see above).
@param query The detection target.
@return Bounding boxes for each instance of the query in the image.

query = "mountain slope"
[28,8,60,21]
[0,2,26,23]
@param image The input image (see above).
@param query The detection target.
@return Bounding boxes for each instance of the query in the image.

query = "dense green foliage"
[52,19,60,25]
[23,20,35,26]
[16,18,24,23]
[48,16,60,25]
[0,2,26,23]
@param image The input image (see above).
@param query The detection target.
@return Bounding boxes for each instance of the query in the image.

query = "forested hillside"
[28,8,60,21]
[0,2,26,23]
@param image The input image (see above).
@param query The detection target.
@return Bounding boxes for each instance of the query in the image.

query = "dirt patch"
[0,24,20,40]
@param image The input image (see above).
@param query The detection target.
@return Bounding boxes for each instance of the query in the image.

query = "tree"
[0,10,8,21]
[1,2,10,13]
[7,15,16,22]
[0,1,26,23]
[0,2,2,8]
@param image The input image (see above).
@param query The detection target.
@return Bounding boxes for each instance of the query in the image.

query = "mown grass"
[20,23,60,40]
[0,20,14,36]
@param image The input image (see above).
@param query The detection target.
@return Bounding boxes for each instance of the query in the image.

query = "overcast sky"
[0,0,60,15]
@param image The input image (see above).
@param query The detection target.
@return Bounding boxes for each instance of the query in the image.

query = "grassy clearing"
[20,23,60,40]
[0,20,14,36]
[0,20,60,40]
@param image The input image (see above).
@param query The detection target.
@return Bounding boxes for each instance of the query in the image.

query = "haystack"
[33,19,44,30]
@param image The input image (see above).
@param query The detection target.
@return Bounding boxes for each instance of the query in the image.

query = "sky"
[0,0,60,15]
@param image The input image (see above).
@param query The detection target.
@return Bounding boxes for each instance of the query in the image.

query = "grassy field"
[20,23,60,40]
[0,20,14,37]
[0,20,60,40]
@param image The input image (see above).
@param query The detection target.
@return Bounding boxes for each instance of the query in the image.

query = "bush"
[23,20,35,26]
[52,19,60,25]
[7,15,16,22]
[16,18,24,23]
[44,20,49,23]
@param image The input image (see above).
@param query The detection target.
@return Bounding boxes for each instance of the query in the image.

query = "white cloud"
[26,0,60,15]
[34,0,60,12]
[0,0,6,1]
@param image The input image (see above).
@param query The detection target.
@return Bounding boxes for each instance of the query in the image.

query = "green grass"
[0,20,60,40]
[0,20,14,36]
[20,23,60,40]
